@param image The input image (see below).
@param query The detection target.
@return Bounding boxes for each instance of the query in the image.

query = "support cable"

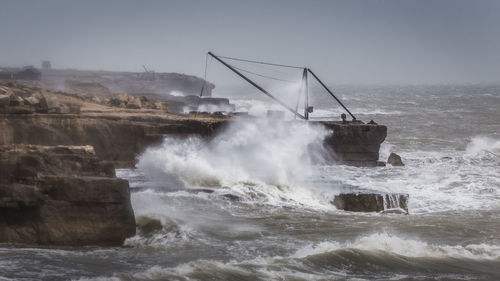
[218,55,304,69]
[208,52,305,119]
[230,64,296,83]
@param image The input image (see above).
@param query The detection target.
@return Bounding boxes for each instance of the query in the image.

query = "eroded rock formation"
[320,121,387,166]
[388,152,405,166]
[0,145,136,245]
[332,193,409,214]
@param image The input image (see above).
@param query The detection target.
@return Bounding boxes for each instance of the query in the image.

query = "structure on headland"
[202,51,356,121]
[0,66,41,80]
[201,52,388,166]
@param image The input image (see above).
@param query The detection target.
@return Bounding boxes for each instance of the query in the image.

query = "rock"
[0,144,136,246]
[388,152,404,166]
[1,105,34,114]
[91,96,102,104]
[320,121,387,167]
[0,94,10,107]
[58,104,80,114]
[136,216,163,236]
[0,86,10,95]
[45,96,60,112]
[0,114,227,167]
[108,97,126,108]
[154,101,168,111]
[126,96,142,109]
[117,93,130,103]
[36,96,49,112]
[23,94,42,105]
[9,93,24,106]
[332,193,409,213]
[220,193,243,201]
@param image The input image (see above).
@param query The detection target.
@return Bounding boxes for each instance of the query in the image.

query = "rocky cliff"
[0,145,136,245]
[0,82,229,167]
[319,121,387,166]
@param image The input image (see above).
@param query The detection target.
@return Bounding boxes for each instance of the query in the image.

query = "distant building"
[42,61,51,70]
[0,66,41,80]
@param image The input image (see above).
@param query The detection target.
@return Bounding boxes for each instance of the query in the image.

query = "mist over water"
[138,118,328,187]
[1,84,500,280]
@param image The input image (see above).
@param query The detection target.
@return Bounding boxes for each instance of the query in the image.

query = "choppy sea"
[1,84,499,280]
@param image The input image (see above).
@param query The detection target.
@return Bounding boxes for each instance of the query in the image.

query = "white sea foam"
[293,232,500,260]
[322,135,500,214]
[135,118,338,214]
[464,135,500,158]
[169,90,184,96]
[137,118,329,188]
[78,232,500,281]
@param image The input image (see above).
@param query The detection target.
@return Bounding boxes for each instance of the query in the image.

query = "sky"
[1,0,499,84]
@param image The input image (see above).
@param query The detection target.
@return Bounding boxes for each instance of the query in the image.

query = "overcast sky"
[1,0,499,84]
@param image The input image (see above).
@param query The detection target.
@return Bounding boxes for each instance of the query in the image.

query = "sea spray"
[464,135,500,159]
[137,118,330,188]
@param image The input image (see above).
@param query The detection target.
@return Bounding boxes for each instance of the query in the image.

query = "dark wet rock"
[136,216,163,236]
[332,193,409,214]
[191,188,215,194]
[388,152,404,166]
[220,193,243,201]
[0,144,136,246]
[0,94,11,106]
[319,121,387,167]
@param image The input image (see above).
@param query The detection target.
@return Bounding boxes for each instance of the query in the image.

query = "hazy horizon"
[1,0,499,84]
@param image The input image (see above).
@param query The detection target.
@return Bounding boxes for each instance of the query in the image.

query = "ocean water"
[1,84,499,280]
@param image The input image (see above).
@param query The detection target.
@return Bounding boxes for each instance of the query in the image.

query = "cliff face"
[319,121,387,166]
[0,79,229,247]
[0,145,136,246]
[0,114,227,167]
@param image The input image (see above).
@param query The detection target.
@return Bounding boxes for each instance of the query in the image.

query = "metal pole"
[208,52,305,120]
[295,69,307,119]
[307,69,356,120]
[304,68,309,120]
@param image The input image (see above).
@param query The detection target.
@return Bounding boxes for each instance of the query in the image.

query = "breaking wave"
[78,232,500,281]
[294,232,500,260]
[137,118,329,188]
[464,135,500,159]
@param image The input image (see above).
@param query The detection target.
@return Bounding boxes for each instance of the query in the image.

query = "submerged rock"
[220,193,243,201]
[136,216,163,236]
[0,144,136,246]
[332,193,409,214]
[388,152,404,166]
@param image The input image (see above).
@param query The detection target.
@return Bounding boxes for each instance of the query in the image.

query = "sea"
[1,84,499,280]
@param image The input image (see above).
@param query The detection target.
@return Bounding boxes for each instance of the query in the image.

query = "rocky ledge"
[319,121,387,166]
[332,192,409,214]
[0,144,136,246]
[0,82,228,167]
